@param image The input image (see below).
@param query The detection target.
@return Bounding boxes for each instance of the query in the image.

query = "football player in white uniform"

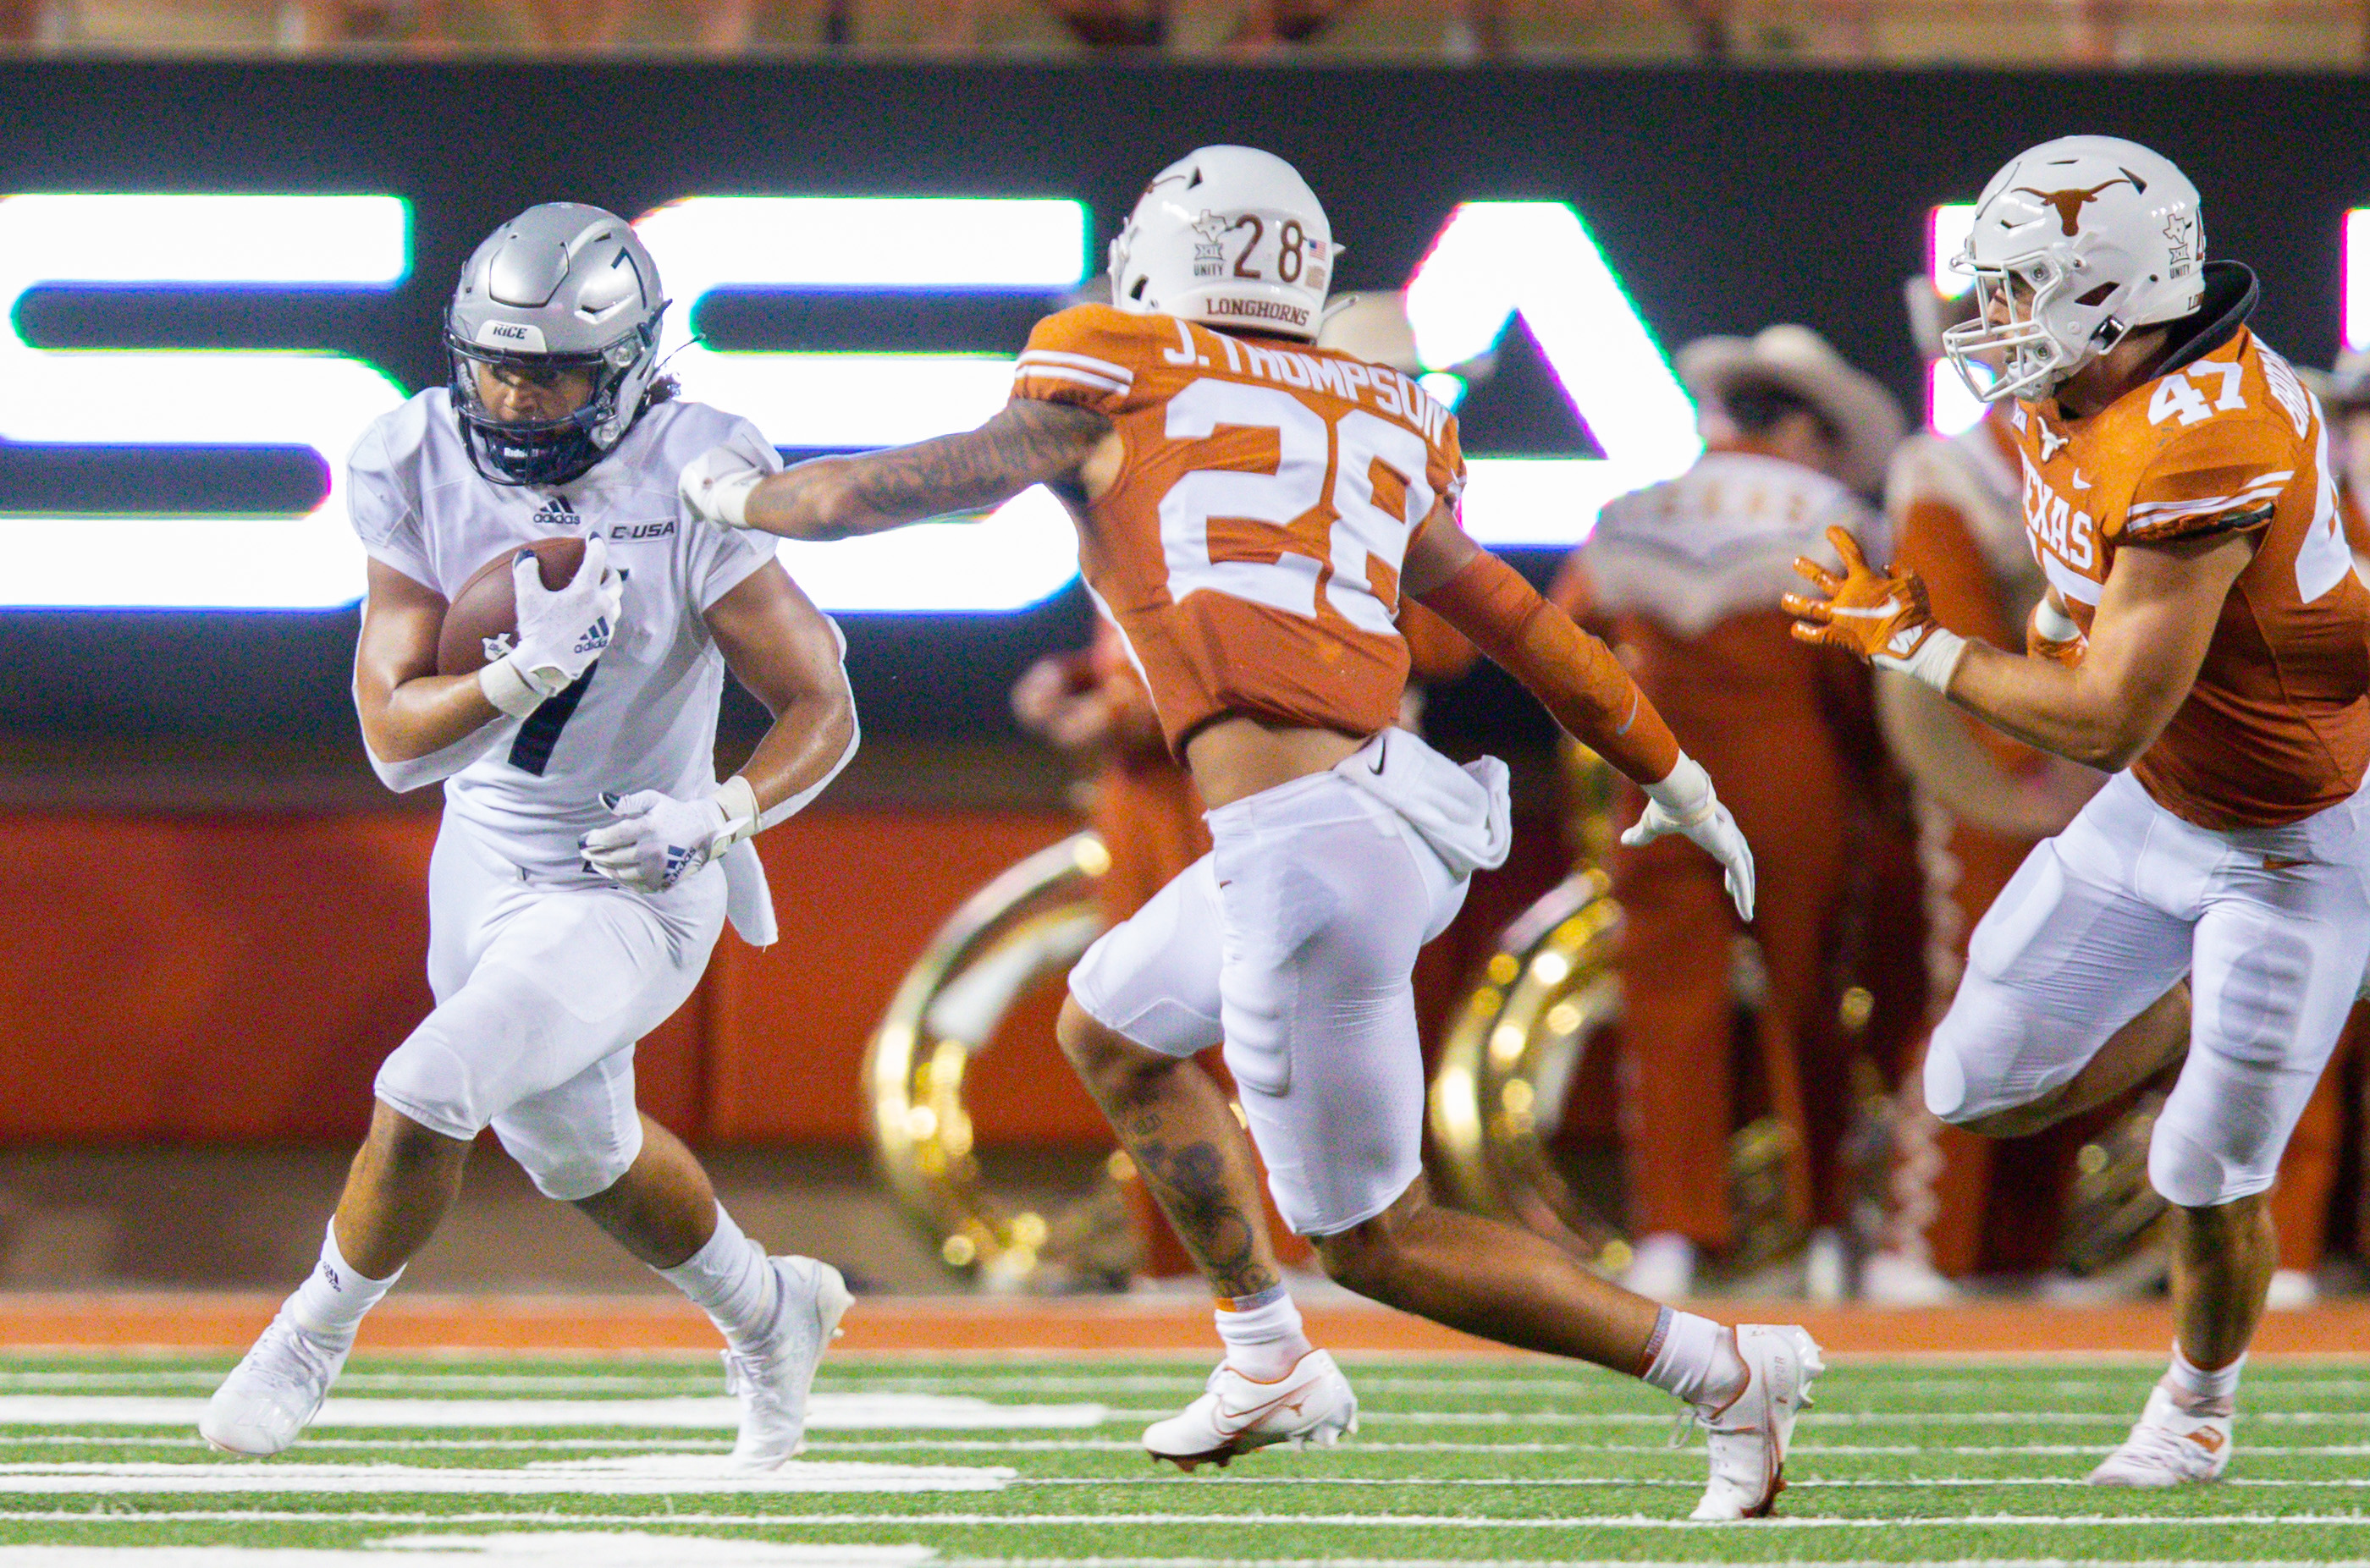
[201,204,861,1468]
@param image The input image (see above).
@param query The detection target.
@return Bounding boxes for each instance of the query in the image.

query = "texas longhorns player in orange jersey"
[1789,135,2370,1488]
[682,146,1812,1520]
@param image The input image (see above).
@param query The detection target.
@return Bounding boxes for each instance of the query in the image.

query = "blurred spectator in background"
[2319,351,2370,583]
[1552,326,1914,1300]
[1864,279,2108,1304]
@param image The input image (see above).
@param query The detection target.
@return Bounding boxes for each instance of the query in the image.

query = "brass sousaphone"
[863,833,1133,1290]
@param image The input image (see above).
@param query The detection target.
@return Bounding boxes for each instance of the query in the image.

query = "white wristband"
[1881,628,1969,694]
[478,655,546,719]
[1642,752,1715,824]
[710,774,761,853]
[2032,597,2082,644]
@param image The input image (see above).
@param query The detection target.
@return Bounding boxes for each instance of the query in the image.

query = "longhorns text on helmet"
[1944,135,2206,406]
[445,201,670,489]
[1109,146,1337,343]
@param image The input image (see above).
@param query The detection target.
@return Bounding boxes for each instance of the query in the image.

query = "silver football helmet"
[446,202,668,487]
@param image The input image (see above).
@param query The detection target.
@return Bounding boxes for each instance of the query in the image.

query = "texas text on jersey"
[2012,262,2370,828]
[1009,303,1464,753]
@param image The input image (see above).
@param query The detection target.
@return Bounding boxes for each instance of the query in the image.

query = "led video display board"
[0,188,1700,612]
[4,61,2368,734]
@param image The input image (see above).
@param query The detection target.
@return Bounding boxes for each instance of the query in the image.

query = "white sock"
[1215,1285,1312,1381]
[2166,1345,2245,1414]
[1639,1307,1747,1408]
[284,1219,400,1345]
[656,1204,780,1352]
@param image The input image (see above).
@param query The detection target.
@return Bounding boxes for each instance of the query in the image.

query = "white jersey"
[346,388,784,880]
[1584,450,1880,638]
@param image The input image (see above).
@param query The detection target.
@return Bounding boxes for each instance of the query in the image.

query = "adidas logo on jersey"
[532,495,583,529]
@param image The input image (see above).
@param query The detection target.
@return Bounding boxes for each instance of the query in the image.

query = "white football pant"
[1069,765,1469,1237]
[372,818,725,1201]
[1926,770,2370,1208]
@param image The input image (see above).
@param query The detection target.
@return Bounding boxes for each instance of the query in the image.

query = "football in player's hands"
[437,536,587,676]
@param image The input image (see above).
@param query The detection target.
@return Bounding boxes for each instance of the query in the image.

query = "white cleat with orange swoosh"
[2088,1382,2234,1487]
[1143,1349,1359,1471]
[1684,1323,1824,1521]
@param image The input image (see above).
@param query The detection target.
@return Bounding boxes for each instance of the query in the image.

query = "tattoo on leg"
[1130,1131,1278,1299]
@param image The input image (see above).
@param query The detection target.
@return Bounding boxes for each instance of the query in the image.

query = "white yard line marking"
[0,1395,1105,1431]
[0,1538,935,1566]
[14,1433,2370,1458]
[0,1507,2365,1530]
[0,1461,1010,1495]
[1009,1474,2370,1489]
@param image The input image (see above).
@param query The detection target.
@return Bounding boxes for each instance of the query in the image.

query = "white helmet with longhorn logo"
[1108,145,1336,342]
[1944,135,2204,404]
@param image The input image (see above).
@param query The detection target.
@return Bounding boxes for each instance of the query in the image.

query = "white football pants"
[1068,767,1469,1237]
[372,817,725,1201]
[1926,769,2370,1208]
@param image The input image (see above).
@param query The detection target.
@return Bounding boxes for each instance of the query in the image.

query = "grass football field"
[0,1350,2365,1565]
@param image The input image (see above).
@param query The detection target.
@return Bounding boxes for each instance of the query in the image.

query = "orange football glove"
[1783,526,1967,691]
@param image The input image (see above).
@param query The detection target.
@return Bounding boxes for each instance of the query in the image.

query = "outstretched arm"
[1404,510,1755,919]
[1785,525,2254,771]
[1403,512,1678,785]
[681,400,1115,542]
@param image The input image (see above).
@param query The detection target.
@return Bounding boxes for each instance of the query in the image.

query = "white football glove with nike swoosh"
[478,533,625,718]
[581,776,760,893]
[679,446,769,531]
[1621,753,1757,922]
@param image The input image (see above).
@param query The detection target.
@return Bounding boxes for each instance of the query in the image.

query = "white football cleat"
[2087,1382,2233,1488]
[1144,1349,1359,1471]
[721,1255,854,1470]
[1683,1323,1822,1521]
[198,1308,350,1457]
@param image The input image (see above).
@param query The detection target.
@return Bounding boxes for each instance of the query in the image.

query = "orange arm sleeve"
[1416,548,1680,785]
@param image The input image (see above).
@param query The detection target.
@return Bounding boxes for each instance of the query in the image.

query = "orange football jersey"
[1010,304,1465,752]
[2013,319,2370,828]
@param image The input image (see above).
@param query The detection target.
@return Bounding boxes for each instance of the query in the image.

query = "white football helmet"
[1109,146,1335,341]
[1943,135,2205,404]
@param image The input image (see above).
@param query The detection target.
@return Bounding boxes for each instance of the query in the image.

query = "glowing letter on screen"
[1923,202,1987,436]
[0,194,411,609]
[1400,202,1700,547]
[635,196,1089,613]
[2345,208,2370,353]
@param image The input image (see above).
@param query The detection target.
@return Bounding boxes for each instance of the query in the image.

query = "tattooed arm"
[739,400,1116,542]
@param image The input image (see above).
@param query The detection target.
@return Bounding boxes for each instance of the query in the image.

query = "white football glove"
[479,533,625,719]
[581,776,759,893]
[1620,753,1757,922]
[679,446,768,531]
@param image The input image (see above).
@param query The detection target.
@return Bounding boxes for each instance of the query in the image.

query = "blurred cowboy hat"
[1678,323,1905,494]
